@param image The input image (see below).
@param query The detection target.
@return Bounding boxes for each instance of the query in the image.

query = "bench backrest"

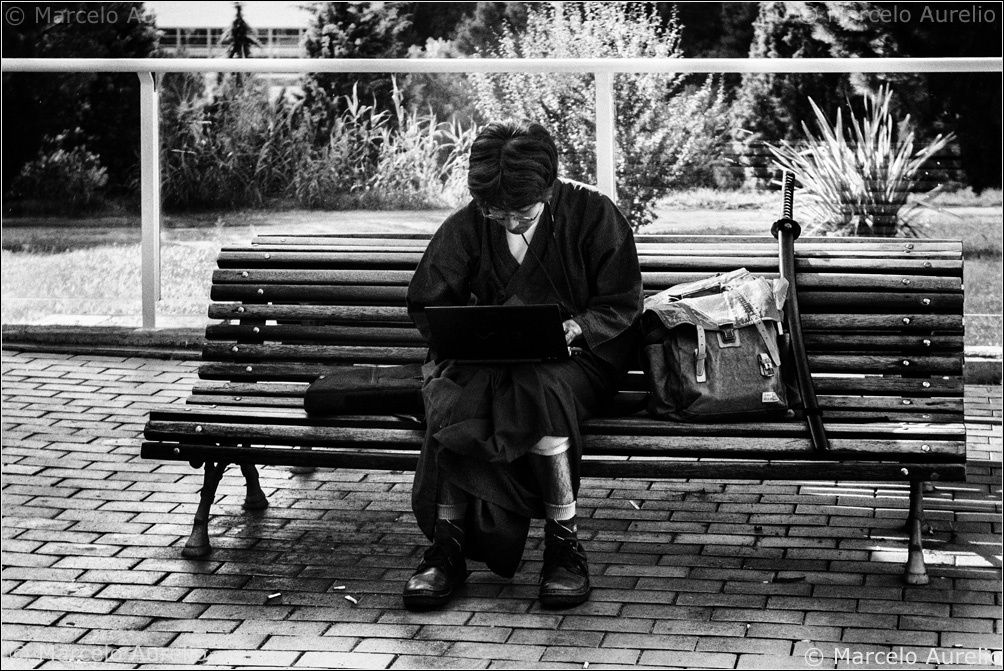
[194,233,965,426]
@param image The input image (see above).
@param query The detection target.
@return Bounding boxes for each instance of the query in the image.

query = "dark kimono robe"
[407,179,643,577]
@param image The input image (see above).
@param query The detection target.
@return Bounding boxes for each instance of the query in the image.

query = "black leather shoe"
[403,521,467,610]
[539,519,590,609]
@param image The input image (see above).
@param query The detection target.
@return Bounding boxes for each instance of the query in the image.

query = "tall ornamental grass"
[161,75,475,211]
[767,86,954,237]
[469,2,729,230]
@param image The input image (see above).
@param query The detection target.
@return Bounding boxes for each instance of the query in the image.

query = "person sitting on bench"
[404,119,644,609]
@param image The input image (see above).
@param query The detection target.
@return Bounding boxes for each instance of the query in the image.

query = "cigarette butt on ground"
[344,595,358,605]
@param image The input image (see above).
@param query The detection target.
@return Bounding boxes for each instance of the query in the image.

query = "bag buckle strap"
[695,325,707,383]
[732,289,782,366]
[758,352,776,378]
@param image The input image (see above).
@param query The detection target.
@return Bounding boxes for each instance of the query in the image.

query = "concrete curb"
[1,324,205,360]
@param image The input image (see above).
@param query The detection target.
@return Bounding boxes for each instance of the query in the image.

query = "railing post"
[138,71,161,329]
[594,70,617,202]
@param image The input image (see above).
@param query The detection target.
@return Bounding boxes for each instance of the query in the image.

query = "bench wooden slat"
[214,269,417,285]
[204,306,964,335]
[801,376,963,396]
[205,324,427,345]
[207,304,411,323]
[211,285,409,304]
[203,343,427,364]
[618,370,966,396]
[213,257,962,290]
[186,379,963,413]
[203,304,965,331]
[575,460,965,481]
[629,271,961,291]
[209,280,961,304]
[218,251,424,269]
[802,314,963,331]
[185,387,963,421]
[202,326,962,353]
[198,362,412,381]
[254,232,961,244]
[148,408,965,439]
[181,396,962,424]
[245,240,964,259]
[795,274,961,292]
[802,335,963,351]
[198,362,967,395]
[141,419,964,457]
[798,291,963,311]
[202,347,963,375]
[192,382,307,395]
[816,395,963,412]
[187,396,305,408]
[199,342,963,376]
[141,441,965,482]
[807,354,961,375]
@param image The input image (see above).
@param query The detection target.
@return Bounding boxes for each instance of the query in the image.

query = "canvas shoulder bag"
[641,268,797,422]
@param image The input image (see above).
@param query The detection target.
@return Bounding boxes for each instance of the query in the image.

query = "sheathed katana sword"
[772,172,830,452]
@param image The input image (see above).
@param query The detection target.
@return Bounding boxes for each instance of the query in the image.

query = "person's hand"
[562,319,583,346]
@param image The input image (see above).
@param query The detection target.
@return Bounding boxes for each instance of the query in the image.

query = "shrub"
[366,81,478,209]
[161,74,303,209]
[9,133,108,215]
[287,85,388,209]
[767,86,955,237]
[160,72,474,212]
[468,2,730,229]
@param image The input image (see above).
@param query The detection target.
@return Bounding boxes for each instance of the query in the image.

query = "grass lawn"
[3,190,1001,347]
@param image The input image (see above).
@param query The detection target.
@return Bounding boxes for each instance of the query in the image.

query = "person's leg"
[528,437,590,608]
[403,479,469,610]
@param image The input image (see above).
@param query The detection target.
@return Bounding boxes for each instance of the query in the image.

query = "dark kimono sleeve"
[407,207,479,343]
[572,195,643,365]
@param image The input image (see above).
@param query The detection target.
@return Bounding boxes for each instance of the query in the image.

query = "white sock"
[544,501,576,521]
[437,503,468,521]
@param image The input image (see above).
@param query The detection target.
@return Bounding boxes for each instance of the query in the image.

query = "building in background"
[147,1,310,58]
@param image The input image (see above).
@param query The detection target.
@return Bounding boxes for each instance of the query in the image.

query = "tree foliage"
[732,1,1001,191]
[731,3,854,147]
[453,2,530,54]
[469,2,729,229]
[1,1,159,195]
[302,1,413,119]
[221,2,262,59]
[808,1,1002,192]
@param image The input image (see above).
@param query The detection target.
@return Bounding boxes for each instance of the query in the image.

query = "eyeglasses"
[480,202,544,225]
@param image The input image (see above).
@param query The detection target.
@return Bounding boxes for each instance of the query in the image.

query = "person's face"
[482,202,545,235]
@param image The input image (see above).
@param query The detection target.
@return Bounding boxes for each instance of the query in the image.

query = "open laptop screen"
[424,304,570,363]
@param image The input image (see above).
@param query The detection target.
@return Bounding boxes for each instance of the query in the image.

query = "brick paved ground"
[2,350,1001,669]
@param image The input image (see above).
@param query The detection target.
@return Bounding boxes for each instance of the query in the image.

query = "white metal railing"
[2,57,1001,328]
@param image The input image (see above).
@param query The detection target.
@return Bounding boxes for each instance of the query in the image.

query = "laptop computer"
[424,304,571,363]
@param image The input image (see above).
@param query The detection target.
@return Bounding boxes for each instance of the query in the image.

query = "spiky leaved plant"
[767,86,954,237]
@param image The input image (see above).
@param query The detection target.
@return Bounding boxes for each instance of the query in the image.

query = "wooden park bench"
[142,225,968,585]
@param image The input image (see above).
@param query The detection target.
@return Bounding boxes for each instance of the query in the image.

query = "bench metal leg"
[904,480,929,586]
[240,463,269,510]
[183,461,228,558]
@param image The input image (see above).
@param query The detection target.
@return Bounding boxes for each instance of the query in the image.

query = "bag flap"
[644,271,789,332]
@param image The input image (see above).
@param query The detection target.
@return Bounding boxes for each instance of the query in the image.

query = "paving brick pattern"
[2,350,1001,669]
